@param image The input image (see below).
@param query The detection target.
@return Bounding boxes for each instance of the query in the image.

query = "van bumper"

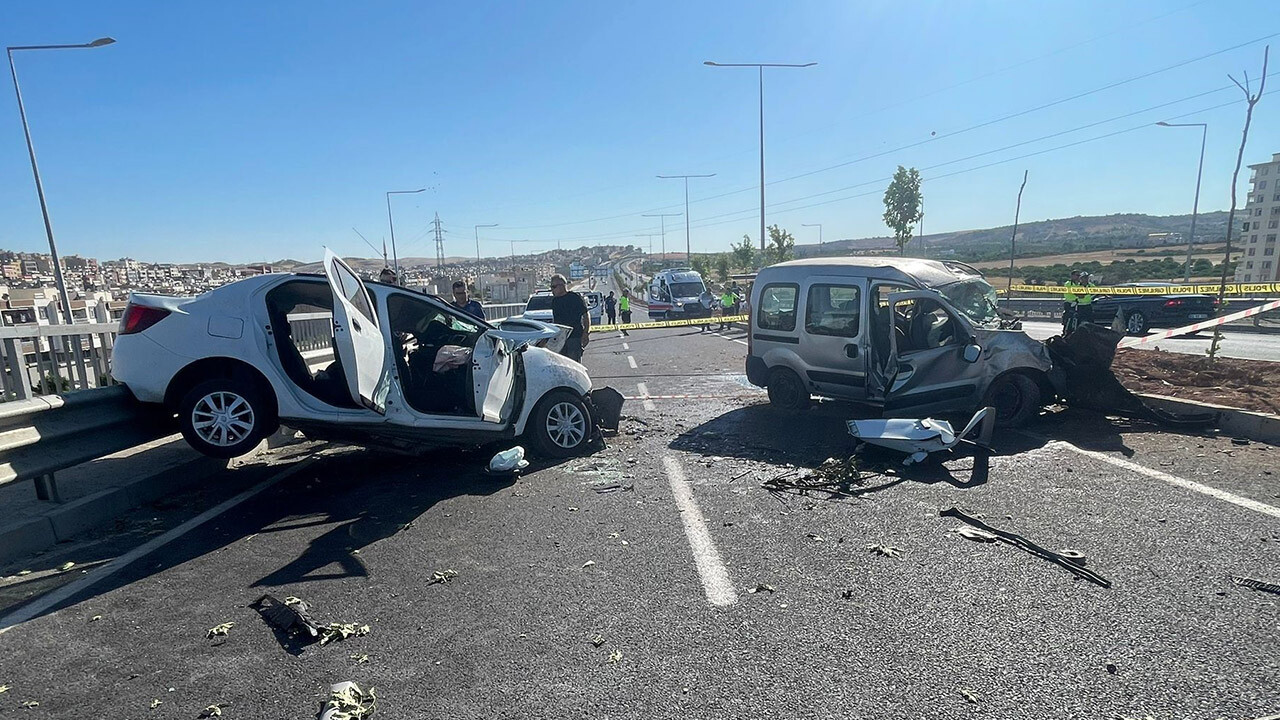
[745,356,769,387]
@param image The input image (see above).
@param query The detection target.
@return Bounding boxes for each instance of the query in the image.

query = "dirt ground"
[1112,348,1280,415]
[970,244,1240,271]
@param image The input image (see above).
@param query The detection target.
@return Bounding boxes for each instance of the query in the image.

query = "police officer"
[1076,272,1096,326]
[618,288,632,336]
[1062,270,1082,332]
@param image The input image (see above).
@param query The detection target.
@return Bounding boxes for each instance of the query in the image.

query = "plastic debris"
[57,561,75,572]
[748,583,776,594]
[582,560,596,568]
[20,700,38,709]
[206,622,235,639]
[0,685,9,694]
[319,623,370,646]
[320,681,376,720]
[16,570,31,577]
[149,699,162,709]
[960,689,980,704]
[251,594,322,641]
[488,446,530,474]
[428,569,458,585]
[608,650,623,664]
[198,704,223,718]
[590,635,606,647]
[868,544,903,558]
[90,615,103,622]
[350,653,369,664]
[848,407,994,466]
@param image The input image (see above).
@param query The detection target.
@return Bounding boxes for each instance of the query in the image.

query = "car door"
[799,277,868,400]
[323,249,390,414]
[471,331,517,423]
[878,290,985,417]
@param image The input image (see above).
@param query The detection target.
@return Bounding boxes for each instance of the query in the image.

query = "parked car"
[112,251,620,459]
[746,257,1060,426]
[522,291,555,323]
[1087,283,1217,335]
[582,291,604,324]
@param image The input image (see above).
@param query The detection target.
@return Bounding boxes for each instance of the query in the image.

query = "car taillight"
[119,304,171,335]
[1162,299,1182,308]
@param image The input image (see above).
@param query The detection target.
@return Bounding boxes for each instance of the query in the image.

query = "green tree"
[715,254,730,283]
[763,224,795,265]
[691,255,711,278]
[882,166,923,255]
[731,234,757,271]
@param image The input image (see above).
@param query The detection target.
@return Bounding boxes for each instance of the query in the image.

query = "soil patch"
[1112,348,1280,415]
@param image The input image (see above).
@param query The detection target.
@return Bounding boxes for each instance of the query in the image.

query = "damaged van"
[746,257,1058,426]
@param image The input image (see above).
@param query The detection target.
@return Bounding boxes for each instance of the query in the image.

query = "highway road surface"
[1,308,1277,719]
[1021,320,1280,362]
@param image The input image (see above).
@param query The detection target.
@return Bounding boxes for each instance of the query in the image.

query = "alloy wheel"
[191,391,256,447]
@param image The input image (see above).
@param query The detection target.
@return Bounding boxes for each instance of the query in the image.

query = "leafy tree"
[763,224,795,265]
[715,254,730,283]
[882,166,923,255]
[691,256,711,278]
[731,234,757,271]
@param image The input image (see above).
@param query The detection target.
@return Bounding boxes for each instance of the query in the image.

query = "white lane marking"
[0,455,320,635]
[622,342,630,351]
[627,355,638,369]
[1052,441,1280,519]
[636,382,656,411]
[709,330,748,346]
[662,456,736,607]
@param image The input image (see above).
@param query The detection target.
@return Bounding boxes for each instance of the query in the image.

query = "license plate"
[1188,314,1208,319]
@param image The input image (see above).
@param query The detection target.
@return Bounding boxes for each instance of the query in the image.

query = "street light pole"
[802,223,823,256]
[641,212,682,269]
[386,188,425,281]
[474,223,498,265]
[656,175,714,266]
[7,37,116,324]
[705,60,816,252]
[1157,121,1208,282]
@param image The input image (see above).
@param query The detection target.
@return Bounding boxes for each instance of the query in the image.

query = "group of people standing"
[601,288,633,334]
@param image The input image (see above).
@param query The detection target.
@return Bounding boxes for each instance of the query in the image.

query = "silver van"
[745,257,1058,426]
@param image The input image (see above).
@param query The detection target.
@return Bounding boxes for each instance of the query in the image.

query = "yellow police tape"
[1008,282,1280,296]
[592,314,751,332]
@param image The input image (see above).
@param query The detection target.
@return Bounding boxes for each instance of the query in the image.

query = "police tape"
[1116,297,1280,348]
[1009,282,1280,296]
[592,314,750,333]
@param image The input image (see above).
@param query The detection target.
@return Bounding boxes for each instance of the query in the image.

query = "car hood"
[973,327,1055,377]
[521,345,592,394]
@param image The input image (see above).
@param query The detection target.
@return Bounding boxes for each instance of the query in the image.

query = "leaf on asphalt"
[960,688,979,704]
[324,682,377,719]
[590,635,606,647]
[867,544,903,558]
[318,622,371,645]
[58,561,75,572]
[205,622,235,639]
[582,560,596,569]
[198,704,223,718]
[20,700,38,709]
[954,527,999,543]
[608,649,623,663]
[149,699,162,709]
[428,569,459,585]
[748,583,776,594]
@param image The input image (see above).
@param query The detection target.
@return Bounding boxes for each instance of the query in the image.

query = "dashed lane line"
[662,455,737,607]
[635,382,657,411]
[627,355,638,369]
[622,342,630,351]
[1051,440,1280,519]
[708,329,748,346]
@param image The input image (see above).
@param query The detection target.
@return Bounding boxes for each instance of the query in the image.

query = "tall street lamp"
[704,60,816,252]
[1156,121,1208,283]
[641,212,682,269]
[802,223,823,256]
[474,223,498,264]
[8,36,116,324]
[386,188,425,280]
[634,234,657,264]
[656,174,714,266]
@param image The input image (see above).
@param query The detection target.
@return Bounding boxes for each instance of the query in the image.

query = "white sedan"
[112,250,621,459]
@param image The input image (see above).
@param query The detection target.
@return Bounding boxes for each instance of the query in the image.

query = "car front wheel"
[178,378,271,459]
[982,373,1041,428]
[1125,311,1148,335]
[528,390,594,458]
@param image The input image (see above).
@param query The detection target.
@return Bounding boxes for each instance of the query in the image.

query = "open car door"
[872,290,985,417]
[323,249,390,414]
[472,331,518,423]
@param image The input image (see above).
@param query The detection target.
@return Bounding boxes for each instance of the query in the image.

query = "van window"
[757,283,798,332]
[805,285,861,337]
[898,298,961,353]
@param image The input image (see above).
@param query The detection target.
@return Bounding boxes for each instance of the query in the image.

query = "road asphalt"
[1021,320,1280,362]
[0,275,1276,719]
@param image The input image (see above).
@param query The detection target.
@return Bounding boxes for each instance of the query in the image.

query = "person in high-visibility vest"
[1062,269,1082,332]
[1076,272,1096,326]
[618,288,632,336]
[719,288,737,330]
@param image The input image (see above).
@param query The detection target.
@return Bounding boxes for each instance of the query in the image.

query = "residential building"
[1236,151,1280,283]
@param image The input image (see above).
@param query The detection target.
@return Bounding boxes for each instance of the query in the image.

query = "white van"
[583,291,604,324]
[746,257,1059,426]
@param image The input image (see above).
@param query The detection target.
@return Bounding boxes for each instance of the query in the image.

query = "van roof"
[762,256,979,287]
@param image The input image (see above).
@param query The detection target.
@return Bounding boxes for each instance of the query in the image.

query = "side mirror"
[963,344,981,363]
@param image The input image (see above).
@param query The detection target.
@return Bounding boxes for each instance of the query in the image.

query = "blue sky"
[1,1,1277,264]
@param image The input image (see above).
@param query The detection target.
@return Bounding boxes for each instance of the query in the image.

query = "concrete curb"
[1138,392,1280,445]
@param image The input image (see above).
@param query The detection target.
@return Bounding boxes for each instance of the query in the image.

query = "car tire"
[982,373,1041,428]
[1125,310,1148,335]
[766,367,811,412]
[528,390,594,458]
[178,378,271,459]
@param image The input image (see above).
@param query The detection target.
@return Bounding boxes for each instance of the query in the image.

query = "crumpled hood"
[521,345,592,393]
[972,327,1054,375]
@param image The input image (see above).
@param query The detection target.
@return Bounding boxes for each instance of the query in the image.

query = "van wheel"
[766,367,810,412]
[528,390,593,458]
[178,378,271,458]
[982,373,1040,428]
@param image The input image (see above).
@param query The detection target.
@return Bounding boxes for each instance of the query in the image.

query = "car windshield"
[668,281,705,298]
[526,294,553,311]
[936,278,1000,328]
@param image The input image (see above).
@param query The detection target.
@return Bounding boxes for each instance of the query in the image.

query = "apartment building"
[1236,151,1280,283]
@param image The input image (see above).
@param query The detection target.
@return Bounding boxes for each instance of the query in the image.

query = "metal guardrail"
[0,386,171,501]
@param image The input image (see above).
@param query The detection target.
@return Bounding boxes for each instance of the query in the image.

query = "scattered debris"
[1231,437,1251,446]
[729,470,752,482]
[198,704,223,718]
[568,507,580,512]
[954,527,998,543]
[350,654,369,665]
[806,533,825,542]
[252,594,322,640]
[1106,662,1118,675]
[867,544,903,558]
[20,700,38,709]
[960,689,980,704]
[940,507,1111,588]
[608,650,623,664]
[848,407,994,466]
[839,589,854,600]
[593,483,634,494]
[0,685,8,694]
[590,635,606,647]
[429,569,459,585]
[57,561,75,572]
[149,699,162,709]
[747,583,776,594]
[320,623,370,646]
[320,682,376,720]
[1230,574,1280,594]
[16,570,31,577]
[488,445,530,474]
[206,622,235,639]
[582,560,596,569]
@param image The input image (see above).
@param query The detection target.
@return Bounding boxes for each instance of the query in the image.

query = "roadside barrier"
[593,314,750,333]
[1010,282,1280,296]
[1118,298,1280,348]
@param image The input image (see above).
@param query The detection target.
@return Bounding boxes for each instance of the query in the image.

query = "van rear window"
[757,283,798,332]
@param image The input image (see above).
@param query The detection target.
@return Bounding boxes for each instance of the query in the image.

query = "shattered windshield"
[936,278,1000,328]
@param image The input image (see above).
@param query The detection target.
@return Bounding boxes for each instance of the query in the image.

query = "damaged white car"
[746,257,1059,426]
[111,250,621,458]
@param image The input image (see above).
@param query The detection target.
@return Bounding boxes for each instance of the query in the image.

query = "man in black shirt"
[549,273,590,362]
